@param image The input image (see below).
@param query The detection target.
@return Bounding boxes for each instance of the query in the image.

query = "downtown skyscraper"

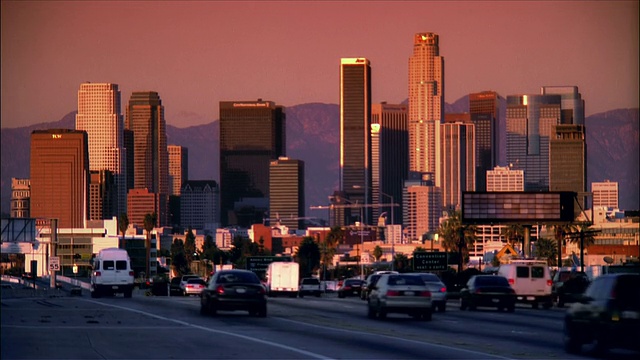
[408,32,444,186]
[340,58,372,225]
[219,100,285,227]
[75,82,127,216]
[469,91,502,191]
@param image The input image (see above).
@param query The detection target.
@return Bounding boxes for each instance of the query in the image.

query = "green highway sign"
[246,256,292,273]
[413,252,448,271]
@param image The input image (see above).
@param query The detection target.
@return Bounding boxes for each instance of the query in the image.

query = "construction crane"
[262,213,325,227]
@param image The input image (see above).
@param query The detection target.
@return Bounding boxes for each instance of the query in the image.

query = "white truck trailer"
[266,261,299,297]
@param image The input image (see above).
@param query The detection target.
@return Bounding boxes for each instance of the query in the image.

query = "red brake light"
[547,279,553,286]
[344,286,352,290]
[216,285,225,294]
[475,289,483,294]
[95,271,101,277]
[440,287,447,293]
[508,278,514,285]
[386,290,401,296]
[129,271,134,276]
[420,291,432,297]
[258,286,266,295]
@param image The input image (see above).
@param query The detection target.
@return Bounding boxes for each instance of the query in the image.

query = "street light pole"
[360,206,364,278]
[380,192,395,271]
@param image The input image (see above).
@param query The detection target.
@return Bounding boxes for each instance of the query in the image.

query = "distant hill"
[1,102,638,217]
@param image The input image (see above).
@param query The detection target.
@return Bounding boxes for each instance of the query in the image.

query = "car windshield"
[419,274,441,283]
[302,278,320,285]
[217,272,260,284]
[475,276,509,287]
[345,279,362,286]
[387,275,424,286]
[188,279,206,285]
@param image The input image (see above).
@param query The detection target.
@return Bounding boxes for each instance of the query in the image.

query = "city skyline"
[2,1,638,129]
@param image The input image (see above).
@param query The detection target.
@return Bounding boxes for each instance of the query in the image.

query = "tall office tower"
[219,100,285,227]
[592,180,619,209]
[540,86,585,125]
[469,91,501,191]
[441,114,475,211]
[486,166,524,192]
[168,145,189,196]
[89,170,116,220]
[125,91,168,196]
[30,129,89,228]
[371,103,408,226]
[403,172,442,242]
[340,58,372,225]
[328,190,349,228]
[408,32,444,185]
[550,124,587,213]
[124,129,134,191]
[126,188,167,228]
[180,180,219,230]
[75,82,127,216]
[506,94,561,191]
[269,157,305,230]
[10,178,30,218]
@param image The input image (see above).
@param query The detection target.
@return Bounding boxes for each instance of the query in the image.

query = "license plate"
[527,296,535,301]
[404,291,414,296]
[492,298,500,303]
[112,286,119,289]
[236,288,246,294]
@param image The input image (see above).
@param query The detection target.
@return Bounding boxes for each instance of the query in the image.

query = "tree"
[118,213,129,250]
[566,222,599,271]
[228,235,259,269]
[320,227,342,280]
[372,246,383,262]
[394,253,410,273]
[438,210,476,271]
[501,224,524,251]
[170,239,188,276]
[533,237,558,266]
[143,212,157,279]
[550,223,578,269]
[184,228,196,266]
[295,237,320,278]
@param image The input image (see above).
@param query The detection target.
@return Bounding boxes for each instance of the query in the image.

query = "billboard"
[461,192,575,224]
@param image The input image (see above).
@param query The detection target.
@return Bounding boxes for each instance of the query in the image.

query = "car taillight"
[258,287,266,295]
[216,285,225,294]
[420,291,432,297]
[475,289,483,294]
[94,271,101,277]
[129,271,134,276]
[547,279,553,286]
[386,290,401,296]
[508,278,514,285]
[440,287,447,293]
[344,286,352,290]
[186,285,193,288]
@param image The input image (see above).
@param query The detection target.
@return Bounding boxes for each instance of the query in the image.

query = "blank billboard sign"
[461,192,575,224]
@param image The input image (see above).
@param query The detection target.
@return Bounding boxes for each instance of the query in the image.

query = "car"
[298,277,322,297]
[200,269,267,317]
[179,274,201,296]
[367,273,432,320]
[361,271,399,301]
[552,270,589,307]
[90,248,134,298]
[459,275,516,312]
[337,278,365,298]
[410,273,448,312]
[497,260,553,309]
[184,278,207,296]
[563,273,640,355]
[169,277,183,296]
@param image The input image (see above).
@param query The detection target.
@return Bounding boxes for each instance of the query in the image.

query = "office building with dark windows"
[441,114,475,211]
[219,100,285,227]
[469,91,502,191]
[89,169,116,221]
[269,157,305,230]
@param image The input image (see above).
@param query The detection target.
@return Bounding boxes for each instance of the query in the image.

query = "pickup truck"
[298,277,322,297]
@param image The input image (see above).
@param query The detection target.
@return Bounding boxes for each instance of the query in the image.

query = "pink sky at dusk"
[1,1,638,129]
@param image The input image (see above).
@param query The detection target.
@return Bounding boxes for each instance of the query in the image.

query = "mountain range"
[1,99,638,217]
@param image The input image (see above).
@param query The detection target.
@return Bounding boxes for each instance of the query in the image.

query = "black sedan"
[459,275,516,312]
[338,278,365,298]
[200,270,267,317]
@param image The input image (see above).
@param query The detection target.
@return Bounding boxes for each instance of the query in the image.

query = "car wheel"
[532,302,539,309]
[422,309,433,321]
[200,302,210,316]
[507,305,515,313]
[124,289,132,298]
[542,302,552,310]
[469,301,477,311]
[367,304,376,319]
[557,299,565,308]
[563,322,582,354]
[439,303,446,312]
[460,299,467,311]
[257,304,267,318]
[315,292,321,297]
[378,305,387,319]
[299,293,304,298]
[593,329,610,356]
[338,292,345,298]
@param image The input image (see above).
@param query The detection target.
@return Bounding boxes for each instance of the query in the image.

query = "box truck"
[266,261,299,297]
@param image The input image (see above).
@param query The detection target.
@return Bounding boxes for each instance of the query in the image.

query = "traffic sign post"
[413,252,448,272]
[49,256,60,272]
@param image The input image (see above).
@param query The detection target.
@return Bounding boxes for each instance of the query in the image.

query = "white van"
[90,248,135,298]
[497,260,553,309]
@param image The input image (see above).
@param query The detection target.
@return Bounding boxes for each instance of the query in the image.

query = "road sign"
[246,256,292,273]
[49,256,60,271]
[413,252,448,271]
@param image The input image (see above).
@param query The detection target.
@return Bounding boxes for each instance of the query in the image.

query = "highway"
[4,279,638,359]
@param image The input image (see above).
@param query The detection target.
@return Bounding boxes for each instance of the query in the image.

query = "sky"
[1,1,638,129]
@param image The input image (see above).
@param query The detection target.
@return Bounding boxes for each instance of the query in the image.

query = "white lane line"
[274,317,514,360]
[83,299,333,360]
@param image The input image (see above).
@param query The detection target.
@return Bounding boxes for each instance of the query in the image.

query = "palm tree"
[118,213,129,250]
[372,246,383,262]
[320,227,342,280]
[533,237,558,266]
[566,222,599,271]
[550,223,578,268]
[143,212,157,280]
[438,210,476,271]
[500,224,524,252]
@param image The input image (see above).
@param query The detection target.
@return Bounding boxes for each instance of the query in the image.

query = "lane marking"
[83,299,332,360]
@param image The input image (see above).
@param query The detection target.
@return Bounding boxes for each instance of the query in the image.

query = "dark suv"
[552,270,589,307]
[563,273,640,355]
